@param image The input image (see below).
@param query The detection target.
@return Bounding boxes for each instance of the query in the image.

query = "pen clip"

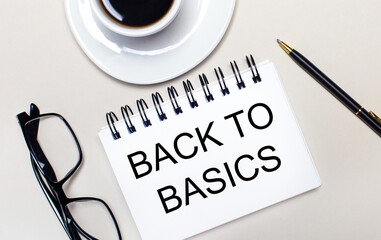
[369,111,381,124]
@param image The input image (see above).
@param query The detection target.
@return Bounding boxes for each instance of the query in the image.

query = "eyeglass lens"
[25,115,80,183]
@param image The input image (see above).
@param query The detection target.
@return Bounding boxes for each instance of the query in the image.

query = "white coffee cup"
[90,0,182,37]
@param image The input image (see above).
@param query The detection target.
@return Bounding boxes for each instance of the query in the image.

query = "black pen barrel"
[289,50,381,137]
[289,50,361,113]
[357,110,381,137]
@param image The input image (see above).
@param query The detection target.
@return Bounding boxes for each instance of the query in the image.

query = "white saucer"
[64,0,235,85]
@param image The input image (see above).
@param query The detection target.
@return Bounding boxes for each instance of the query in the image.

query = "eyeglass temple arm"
[31,159,76,238]
[17,108,59,182]
[23,104,79,239]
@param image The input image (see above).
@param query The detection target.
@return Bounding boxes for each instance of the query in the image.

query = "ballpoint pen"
[277,39,381,137]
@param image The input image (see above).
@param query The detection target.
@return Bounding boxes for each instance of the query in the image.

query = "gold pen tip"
[277,39,293,54]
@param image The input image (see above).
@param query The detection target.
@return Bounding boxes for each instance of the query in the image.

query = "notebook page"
[99,61,321,240]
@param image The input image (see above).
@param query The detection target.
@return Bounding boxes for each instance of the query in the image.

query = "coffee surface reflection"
[100,0,174,27]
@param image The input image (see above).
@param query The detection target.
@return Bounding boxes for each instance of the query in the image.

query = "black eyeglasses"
[17,103,122,240]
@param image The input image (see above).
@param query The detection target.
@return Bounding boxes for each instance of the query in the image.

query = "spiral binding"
[183,80,198,108]
[214,66,230,96]
[199,74,214,102]
[121,105,136,133]
[246,54,261,83]
[230,60,245,89]
[106,55,262,139]
[136,99,151,127]
[152,92,167,121]
[167,86,183,115]
[106,112,120,140]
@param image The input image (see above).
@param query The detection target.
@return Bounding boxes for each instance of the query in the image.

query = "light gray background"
[1,0,380,239]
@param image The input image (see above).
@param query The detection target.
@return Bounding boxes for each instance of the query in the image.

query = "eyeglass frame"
[17,103,122,240]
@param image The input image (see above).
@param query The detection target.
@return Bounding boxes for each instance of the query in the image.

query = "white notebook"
[99,59,321,240]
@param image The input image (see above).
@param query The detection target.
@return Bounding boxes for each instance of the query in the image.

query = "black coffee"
[100,0,174,28]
